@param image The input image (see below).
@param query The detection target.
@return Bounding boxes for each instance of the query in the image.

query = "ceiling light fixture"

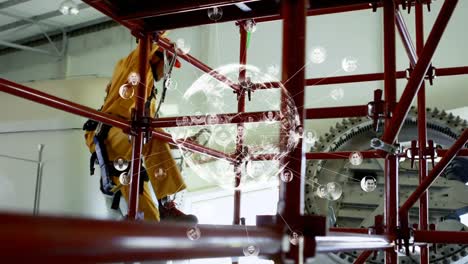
[59,0,79,15]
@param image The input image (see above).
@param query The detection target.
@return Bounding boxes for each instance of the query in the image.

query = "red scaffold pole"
[233,22,248,226]
[0,212,282,262]
[127,34,150,220]
[382,0,459,145]
[415,1,429,263]
[383,0,398,263]
[280,0,307,261]
[414,230,468,244]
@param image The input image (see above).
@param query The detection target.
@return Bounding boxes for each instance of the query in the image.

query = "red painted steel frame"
[414,230,468,244]
[400,128,468,230]
[127,35,150,220]
[2,0,468,262]
[415,2,429,263]
[0,212,282,262]
[233,24,248,226]
[382,0,459,144]
[158,38,240,91]
[383,2,398,263]
[279,0,307,262]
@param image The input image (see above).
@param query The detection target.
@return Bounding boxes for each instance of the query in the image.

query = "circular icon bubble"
[119,84,134,99]
[113,157,129,172]
[164,77,178,90]
[172,64,300,190]
[175,38,191,55]
[361,176,377,192]
[326,182,343,201]
[207,7,223,21]
[316,185,328,198]
[243,244,260,257]
[267,64,280,77]
[309,46,327,64]
[304,130,318,145]
[245,161,265,178]
[236,125,247,140]
[212,126,235,147]
[280,169,294,183]
[128,72,140,86]
[289,231,303,246]
[342,57,358,72]
[119,172,131,185]
[330,87,344,101]
[191,112,206,125]
[244,20,257,33]
[206,114,220,125]
[263,111,277,124]
[176,116,192,127]
[186,226,201,240]
[295,125,304,138]
[154,167,167,180]
[349,151,363,166]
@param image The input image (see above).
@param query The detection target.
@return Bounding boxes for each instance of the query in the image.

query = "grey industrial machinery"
[306,107,468,264]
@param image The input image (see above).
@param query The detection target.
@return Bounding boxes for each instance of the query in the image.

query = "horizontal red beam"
[436,65,468,77]
[306,71,406,86]
[414,230,468,244]
[305,105,368,119]
[119,0,261,21]
[437,148,468,156]
[152,110,277,128]
[307,151,385,160]
[151,129,236,163]
[158,38,239,91]
[0,78,234,163]
[256,3,377,23]
[307,148,468,160]
[0,212,282,262]
[0,78,130,131]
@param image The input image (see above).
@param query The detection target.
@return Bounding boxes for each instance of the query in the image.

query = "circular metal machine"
[305,107,468,263]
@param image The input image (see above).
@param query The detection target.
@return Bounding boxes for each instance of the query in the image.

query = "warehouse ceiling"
[0,0,109,53]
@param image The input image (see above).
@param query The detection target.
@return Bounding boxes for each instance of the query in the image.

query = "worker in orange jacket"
[83,42,196,223]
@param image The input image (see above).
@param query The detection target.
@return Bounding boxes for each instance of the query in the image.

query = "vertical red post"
[383,0,398,263]
[128,35,150,220]
[416,3,429,263]
[279,0,306,261]
[233,23,248,225]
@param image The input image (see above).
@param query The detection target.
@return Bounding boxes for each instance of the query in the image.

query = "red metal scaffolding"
[0,0,468,263]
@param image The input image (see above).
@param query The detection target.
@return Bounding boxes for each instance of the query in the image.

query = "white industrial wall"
[0,1,467,218]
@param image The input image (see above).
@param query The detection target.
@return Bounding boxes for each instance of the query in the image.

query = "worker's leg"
[112,178,160,221]
[142,128,186,199]
[106,127,160,221]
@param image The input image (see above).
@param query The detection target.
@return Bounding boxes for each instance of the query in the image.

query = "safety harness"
[83,119,148,210]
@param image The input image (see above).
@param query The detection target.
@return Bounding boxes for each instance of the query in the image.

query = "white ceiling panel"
[0,13,18,24]
[0,0,107,43]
